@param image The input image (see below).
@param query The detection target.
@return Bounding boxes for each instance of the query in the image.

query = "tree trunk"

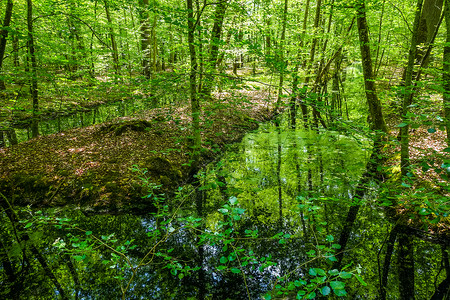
[27,0,39,138]
[444,0,450,145]
[139,0,152,78]
[275,0,288,112]
[187,0,201,167]
[104,0,120,75]
[290,0,311,129]
[355,0,388,133]
[0,0,13,90]
[201,0,228,98]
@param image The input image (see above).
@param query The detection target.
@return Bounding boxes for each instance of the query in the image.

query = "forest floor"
[0,88,277,213]
[382,100,450,235]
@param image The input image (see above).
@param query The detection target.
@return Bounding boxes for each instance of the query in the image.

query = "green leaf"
[309,268,317,276]
[418,208,430,215]
[294,280,307,286]
[235,208,245,215]
[307,291,316,299]
[328,269,339,275]
[332,243,341,249]
[355,274,367,286]
[85,231,92,235]
[74,255,85,261]
[327,255,337,262]
[330,280,345,290]
[231,267,241,273]
[218,208,228,214]
[326,235,334,242]
[24,222,33,229]
[229,196,238,205]
[427,128,436,133]
[334,289,347,296]
[321,286,331,296]
[443,147,450,153]
[339,271,352,279]
[297,290,306,298]
[401,182,411,188]
[220,256,228,264]
[397,122,408,127]
[430,216,441,224]
[316,268,327,276]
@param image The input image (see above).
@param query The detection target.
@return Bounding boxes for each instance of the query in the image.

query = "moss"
[145,156,181,187]
[98,119,152,136]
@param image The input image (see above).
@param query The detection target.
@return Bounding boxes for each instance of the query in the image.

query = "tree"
[187,0,201,167]
[200,0,228,99]
[355,0,388,134]
[139,0,152,78]
[444,0,450,145]
[27,0,39,138]
[0,0,13,90]
[104,0,120,75]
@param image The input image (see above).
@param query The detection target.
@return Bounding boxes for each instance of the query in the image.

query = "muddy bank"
[0,93,276,213]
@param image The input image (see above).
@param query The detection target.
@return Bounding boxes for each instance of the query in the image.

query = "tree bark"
[275,0,288,112]
[200,0,228,98]
[139,0,152,78]
[0,0,13,90]
[104,0,120,75]
[444,0,450,145]
[187,0,201,167]
[27,0,39,138]
[290,0,310,129]
[355,0,388,134]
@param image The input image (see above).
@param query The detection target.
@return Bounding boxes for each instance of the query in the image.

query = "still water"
[0,119,447,299]
[2,97,157,145]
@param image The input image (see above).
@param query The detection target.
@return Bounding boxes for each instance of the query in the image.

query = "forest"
[0,0,450,299]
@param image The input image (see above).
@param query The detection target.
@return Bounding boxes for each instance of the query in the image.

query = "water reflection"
[0,98,156,146]
[1,120,448,299]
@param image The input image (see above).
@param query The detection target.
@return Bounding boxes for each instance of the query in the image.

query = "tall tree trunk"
[444,0,450,145]
[275,0,288,112]
[355,0,388,133]
[187,0,201,168]
[300,0,321,128]
[0,0,13,90]
[201,0,228,98]
[139,0,152,78]
[104,0,120,75]
[400,0,424,177]
[290,0,311,129]
[27,0,39,138]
